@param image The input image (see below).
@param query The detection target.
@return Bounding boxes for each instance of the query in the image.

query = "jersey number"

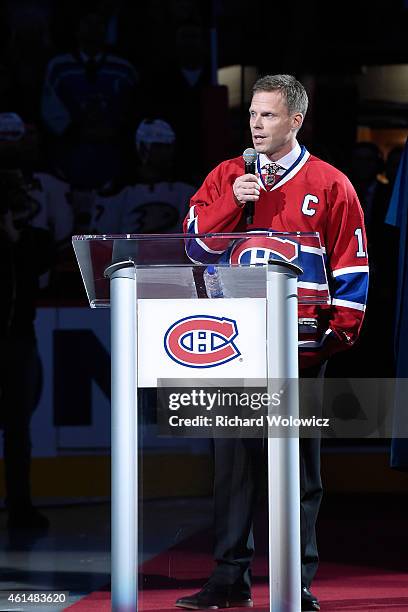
[354,228,366,257]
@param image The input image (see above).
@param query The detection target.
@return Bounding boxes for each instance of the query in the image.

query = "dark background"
[0,0,407,535]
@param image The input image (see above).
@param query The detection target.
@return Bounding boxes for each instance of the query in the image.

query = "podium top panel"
[72,232,330,308]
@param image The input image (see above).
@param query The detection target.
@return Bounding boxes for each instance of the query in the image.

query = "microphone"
[242,147,258,224]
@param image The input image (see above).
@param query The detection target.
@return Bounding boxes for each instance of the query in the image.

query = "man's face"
[77,14,106,56]
[147,142,175,168]
[249,90,302,160]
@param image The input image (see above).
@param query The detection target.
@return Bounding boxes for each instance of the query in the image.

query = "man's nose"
[252,116,263,129]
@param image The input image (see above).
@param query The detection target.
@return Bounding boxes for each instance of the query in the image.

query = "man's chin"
[253,143,269,154]
[252,139,268,153]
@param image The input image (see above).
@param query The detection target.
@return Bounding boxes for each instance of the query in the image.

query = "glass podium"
[73,232,329,612]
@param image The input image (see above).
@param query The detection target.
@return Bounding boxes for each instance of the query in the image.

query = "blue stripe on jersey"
[298,251,327,285]
[331,272,368,305]
[185,222,223,263]
[185,238,223,264]
[186,222,330,287]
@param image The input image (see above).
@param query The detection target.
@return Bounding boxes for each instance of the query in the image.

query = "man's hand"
[233,174,260,207]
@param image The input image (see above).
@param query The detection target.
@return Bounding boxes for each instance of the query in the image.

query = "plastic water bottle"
[204,265,224,298]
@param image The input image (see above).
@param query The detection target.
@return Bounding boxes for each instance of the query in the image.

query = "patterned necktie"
[264,162,282,186]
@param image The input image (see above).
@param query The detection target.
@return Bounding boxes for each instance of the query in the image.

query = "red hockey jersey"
[184,148,369,368]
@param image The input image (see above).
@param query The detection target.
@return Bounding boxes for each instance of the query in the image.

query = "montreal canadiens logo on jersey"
[164,315,240,368]
[229,236,299,266]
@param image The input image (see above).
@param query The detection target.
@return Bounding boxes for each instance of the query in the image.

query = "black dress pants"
[210,364,324,590]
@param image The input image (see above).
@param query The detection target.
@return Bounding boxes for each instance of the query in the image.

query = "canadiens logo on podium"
[164,315,241,368]
[229,235,298,265]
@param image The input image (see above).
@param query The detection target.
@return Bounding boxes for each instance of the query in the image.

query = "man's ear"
[291,113,303,131]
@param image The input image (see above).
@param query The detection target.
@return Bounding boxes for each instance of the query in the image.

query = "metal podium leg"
[267,264,301,612]
[110,266,138,612]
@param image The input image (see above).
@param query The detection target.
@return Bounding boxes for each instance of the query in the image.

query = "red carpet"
[66,537,408,611]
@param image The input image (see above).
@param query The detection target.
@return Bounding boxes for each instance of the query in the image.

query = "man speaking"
[176,74,368,611]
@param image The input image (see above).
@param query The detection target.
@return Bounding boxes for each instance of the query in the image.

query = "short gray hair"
[252,74,308,117]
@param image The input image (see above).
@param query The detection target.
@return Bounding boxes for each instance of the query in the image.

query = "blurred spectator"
[93,0,122,49]
[126,0,205,68]
[312,75,359,171]
[385,146,404,188]
[348,141,385,228]
[50,1,139,55]
[365,146,402,375]
[2,6,54,122]
[41,12,139,189]
[0,112,25,144]
[367,146,403,266]
[170,0,204,26]
[70,189,97,236]
[146,24,214,183]
[385,139,408,468]
[0,168,52,530]
[20,124,74,292]
[327,142,401,378]
[124,118,197,233]
[0,114,73,292]
[89,118,197,234]
[348,142,401,283]
[48,3,85,52]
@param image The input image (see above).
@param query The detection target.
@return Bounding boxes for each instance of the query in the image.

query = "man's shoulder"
[105,53,135,68]
[47,52,74,67]
[104,54,138,79]
[45,53,76,79]
[305,154,350,185]
[210,156,243,177]
[33,171,69,190]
